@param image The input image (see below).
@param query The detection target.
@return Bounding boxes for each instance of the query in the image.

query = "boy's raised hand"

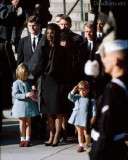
[71,85,79,94]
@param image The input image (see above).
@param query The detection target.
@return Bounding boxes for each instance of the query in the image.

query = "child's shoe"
[77,146,84,152]
[19,141,25,147]
[24,141,30,147]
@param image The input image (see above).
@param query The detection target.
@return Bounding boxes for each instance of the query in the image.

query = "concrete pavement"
[1,117,90,160]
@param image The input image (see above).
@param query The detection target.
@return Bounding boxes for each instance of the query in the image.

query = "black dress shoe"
[51,143,58,147]
[45,142,52,146]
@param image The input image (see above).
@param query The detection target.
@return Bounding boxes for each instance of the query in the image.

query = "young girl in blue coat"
[68,80,96,152]
[11,63,39,147]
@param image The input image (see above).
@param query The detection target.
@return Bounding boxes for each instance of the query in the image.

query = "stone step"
[50,14,94,32]
[49,3,90,13]
[3,109,13,119]
[50,0,90,3]
[49,0,94,32]
[71,21,85,31]
[51,12,94,21]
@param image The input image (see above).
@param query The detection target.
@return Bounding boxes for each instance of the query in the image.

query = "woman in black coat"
[59,29,80,140]
[29,23,66,146]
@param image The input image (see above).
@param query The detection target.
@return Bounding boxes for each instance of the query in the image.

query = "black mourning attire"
[30,44,66,114]
[69,30,83,48]
[59,29,80,114]
[28,24,66,115]
[0,0,17,134]
[78,38,101,81]
[17,33,45,66]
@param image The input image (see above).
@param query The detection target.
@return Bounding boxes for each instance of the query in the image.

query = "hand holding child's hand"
[26,92,34,98]
[71,85,79,94]
[90,117,95,125]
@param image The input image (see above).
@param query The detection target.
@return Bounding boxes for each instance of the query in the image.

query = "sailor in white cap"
[90,39,128,160]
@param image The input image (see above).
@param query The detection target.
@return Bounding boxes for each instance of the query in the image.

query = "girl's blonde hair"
[78,80,90,90]
[16,63,29,81]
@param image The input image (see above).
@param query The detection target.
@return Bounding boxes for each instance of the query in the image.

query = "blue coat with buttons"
[68,92,96,127]
[11,79,39,118]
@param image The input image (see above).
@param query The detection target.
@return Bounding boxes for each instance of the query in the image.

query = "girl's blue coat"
[11,79,39,118]
[68,92,96,127]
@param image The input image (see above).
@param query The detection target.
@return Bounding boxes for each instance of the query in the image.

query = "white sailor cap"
[103,39,128,53]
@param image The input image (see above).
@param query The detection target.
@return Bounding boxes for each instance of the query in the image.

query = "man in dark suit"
[97,18,105,41]
[17,15,45,139]
[59,15,83,48]
[78,20,101,80]
[17,15,45,66]
[0,0,17,135]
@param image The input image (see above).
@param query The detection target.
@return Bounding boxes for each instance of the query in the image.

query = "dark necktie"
[33,37,36,51]
[98,33,101,39]
[89,42,92,51]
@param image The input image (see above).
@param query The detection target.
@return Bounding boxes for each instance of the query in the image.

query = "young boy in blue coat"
[68,80,96,152]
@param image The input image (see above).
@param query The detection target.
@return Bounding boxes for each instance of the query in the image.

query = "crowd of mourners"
[1,0,128,160]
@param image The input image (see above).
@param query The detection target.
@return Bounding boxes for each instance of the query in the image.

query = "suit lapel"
[38,33,42,43]
[27,36,33,54]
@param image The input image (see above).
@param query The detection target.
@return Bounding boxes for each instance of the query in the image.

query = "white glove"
[17,7,22,16]
[84,60,99,78]
[35,3,40,9]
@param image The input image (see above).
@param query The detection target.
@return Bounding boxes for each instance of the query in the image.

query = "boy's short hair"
[27,15,40,24]
[16,63,29,81]
[78,80,90,90]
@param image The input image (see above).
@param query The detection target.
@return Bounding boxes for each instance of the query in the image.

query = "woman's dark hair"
[45,23,61,45]
[60,28,72,42]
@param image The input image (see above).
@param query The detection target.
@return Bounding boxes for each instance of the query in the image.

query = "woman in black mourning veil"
[29,23,66,146]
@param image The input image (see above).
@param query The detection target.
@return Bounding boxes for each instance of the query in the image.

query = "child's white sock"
[79,143,83,147]
[26,136,30,141]
[21,137,25,141]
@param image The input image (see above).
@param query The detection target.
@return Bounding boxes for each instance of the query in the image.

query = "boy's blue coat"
[68,92,96,127]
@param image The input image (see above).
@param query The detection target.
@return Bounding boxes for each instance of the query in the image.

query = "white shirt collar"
[97,32,103,37]
[31,32,40,40]
[88,40,93,44]
[88,40,93,50]
[31,32,40,52]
